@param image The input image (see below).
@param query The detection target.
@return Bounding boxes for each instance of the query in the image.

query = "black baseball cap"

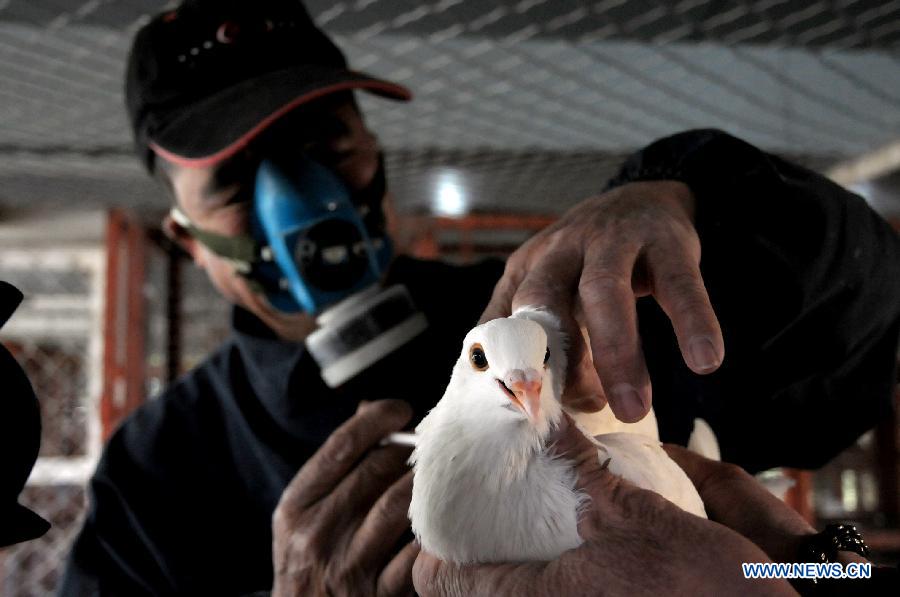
[125,0,411,171]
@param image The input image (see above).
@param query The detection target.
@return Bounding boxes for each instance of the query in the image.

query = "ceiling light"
[434,171,467,217]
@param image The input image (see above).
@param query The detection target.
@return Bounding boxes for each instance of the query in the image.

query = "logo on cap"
[216,18,275,44]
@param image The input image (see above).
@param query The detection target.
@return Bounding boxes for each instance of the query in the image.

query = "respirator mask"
[170,154,427,387]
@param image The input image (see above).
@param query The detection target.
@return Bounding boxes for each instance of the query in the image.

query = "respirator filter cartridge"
[305,284,427,387]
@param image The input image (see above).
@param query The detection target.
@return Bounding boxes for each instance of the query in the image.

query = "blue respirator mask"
[251,156,391,314]
[170,155,427,387]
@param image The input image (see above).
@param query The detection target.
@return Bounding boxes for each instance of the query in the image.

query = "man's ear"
[162,213,205,268]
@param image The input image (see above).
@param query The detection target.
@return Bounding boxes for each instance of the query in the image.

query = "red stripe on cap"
[150,79,411,169]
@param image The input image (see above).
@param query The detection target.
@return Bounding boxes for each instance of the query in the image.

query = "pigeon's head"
[450,316,563,438]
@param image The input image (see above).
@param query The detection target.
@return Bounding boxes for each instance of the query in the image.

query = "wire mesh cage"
[2,0,900,213]
[0,247,104,596]
[0,485,87,597]
[7,339,90,458]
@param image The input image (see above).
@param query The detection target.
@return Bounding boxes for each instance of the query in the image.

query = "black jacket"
[61,130,900,595]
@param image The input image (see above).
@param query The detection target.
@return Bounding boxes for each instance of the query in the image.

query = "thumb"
[549,414,667,539]
[547,414,624,499]
[547,413,597,462]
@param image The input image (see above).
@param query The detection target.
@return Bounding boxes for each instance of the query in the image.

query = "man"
[61,0,900,595]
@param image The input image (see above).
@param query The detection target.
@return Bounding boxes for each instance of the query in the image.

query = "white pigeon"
[409,307,706,564]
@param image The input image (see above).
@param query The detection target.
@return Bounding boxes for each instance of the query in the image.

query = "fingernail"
[689,336,719,372]
[611,383,648,422]
[356,399,371,414]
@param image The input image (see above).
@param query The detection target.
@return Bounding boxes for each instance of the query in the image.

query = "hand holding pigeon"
[479,181,724,423]
[413,419,797,597]
[409,307,705,565]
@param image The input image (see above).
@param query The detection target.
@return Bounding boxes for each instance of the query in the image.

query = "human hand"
[662,445,835,564]
[272,399,418,597]
[480,180,724,422]
[413,416,795,597]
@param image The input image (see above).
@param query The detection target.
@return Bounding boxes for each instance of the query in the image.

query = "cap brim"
[149,65,411,168]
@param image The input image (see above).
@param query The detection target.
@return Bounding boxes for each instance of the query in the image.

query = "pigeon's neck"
[416,405,547,485]
[472,422,544,485]
[409,402,584,563]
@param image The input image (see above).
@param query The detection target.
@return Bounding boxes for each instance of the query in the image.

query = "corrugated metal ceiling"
[0,0,898,216]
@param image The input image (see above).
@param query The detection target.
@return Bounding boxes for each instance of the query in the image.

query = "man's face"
[161,93,382,340]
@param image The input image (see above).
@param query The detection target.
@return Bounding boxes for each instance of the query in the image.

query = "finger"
[548,413,673,542]
[377,540,419,597]
[479,231,554,324]
[663,445,815,562]
[547,414,620,500]
[661,443,722,489]
[508,244,603,405]
[412,551,539,597]
[562,318,605,412]
[478,228,560,324]
[509,238,582,315]
[578,241,651,423]
[664,445,762,518]
[326,444,411,532]
[479,260,525,323]
[645,243,723,374]
[349,471,414,570]
[279,400,412,512]
[563,348,606,411]
[484,239,605,411]
[664,445,799,520]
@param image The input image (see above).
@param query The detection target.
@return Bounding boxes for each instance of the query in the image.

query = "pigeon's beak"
[502,368,542,422]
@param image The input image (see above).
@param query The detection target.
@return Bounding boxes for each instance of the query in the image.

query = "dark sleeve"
[607,129,900,472]
[60,360,279,597]
[59,425,177,596]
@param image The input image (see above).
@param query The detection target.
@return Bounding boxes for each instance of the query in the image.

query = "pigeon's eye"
[469,344,489,371]
[543,346,550,366]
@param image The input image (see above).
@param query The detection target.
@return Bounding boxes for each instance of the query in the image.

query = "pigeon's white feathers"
[409,405,585,562]
[687,418,721,461]
[571,404,661,440]
[511,305,568,400]
[410,316,583,563]
[410,312,707,564]
[513,306,662,441]
[595,433,706,517]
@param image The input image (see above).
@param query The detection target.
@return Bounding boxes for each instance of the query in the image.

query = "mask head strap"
[169,207,260,274]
